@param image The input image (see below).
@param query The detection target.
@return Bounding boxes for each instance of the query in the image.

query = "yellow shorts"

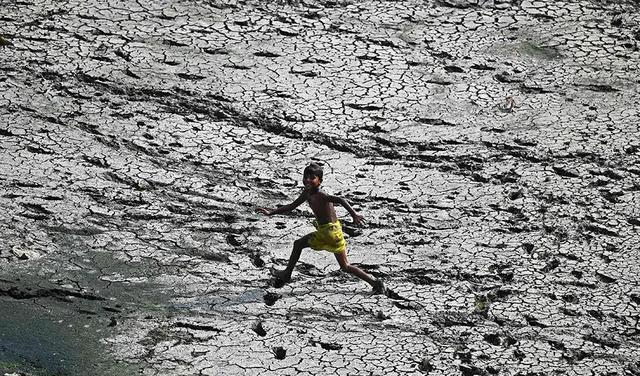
[308,220,347,254]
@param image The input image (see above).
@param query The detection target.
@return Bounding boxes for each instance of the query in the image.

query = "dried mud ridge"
[1,0,639,375]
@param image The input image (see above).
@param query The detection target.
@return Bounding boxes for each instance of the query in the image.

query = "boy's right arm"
[257,191,307,216]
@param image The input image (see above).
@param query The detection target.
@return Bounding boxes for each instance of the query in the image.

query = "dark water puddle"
[0,299,137,376]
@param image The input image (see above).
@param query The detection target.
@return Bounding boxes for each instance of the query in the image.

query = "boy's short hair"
[303,163,324,181]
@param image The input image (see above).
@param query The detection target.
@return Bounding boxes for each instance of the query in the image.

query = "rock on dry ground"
[1,0,639,375]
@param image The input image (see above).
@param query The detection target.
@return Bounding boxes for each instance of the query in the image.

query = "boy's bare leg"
[273,233,312,283]
[334,251,384,293]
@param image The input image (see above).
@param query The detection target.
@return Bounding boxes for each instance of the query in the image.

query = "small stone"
[508,189,524,200]
[11,248,40,260]
[252,253,265,267]
[595,271,617,283]
[460,364,487,376]
[474,294,490,316]
[419,358,433,372]
[484,333,501,346]
[226,234,242,246]
[234,17,250,26]
[444,65,465,73]
[522,243,534,253]
[0,35,13,46]
[252,321,267,337]
[552,165,580,178]
[278,27,299,36]
[394,301,421,310]
[273,346,286,359]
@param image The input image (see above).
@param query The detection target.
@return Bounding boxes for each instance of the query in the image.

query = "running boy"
[257,163,385,294]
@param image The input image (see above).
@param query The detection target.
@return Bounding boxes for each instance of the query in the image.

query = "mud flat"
[1,0,639,375]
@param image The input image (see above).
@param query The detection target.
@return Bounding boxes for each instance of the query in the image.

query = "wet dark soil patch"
[0,299,135,376]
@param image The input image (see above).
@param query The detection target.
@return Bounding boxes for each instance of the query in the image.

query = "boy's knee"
[294,238,306,248]
[340,263,351,273]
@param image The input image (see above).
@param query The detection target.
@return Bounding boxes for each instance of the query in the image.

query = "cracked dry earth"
[1,0,639,375]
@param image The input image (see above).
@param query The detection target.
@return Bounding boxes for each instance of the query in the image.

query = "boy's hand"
[256,208,271,216]
[352,215,365,226]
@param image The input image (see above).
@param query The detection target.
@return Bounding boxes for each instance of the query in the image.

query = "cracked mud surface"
[1,0,639,375]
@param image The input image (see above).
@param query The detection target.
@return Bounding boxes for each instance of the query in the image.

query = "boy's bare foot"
[271,268,291,284]
[372,279,386,295]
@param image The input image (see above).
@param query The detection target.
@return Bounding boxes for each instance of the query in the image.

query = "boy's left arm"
[327,195,364,226]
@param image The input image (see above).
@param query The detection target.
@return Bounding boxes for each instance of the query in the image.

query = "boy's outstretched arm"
[327,195,364,226]
[257,191,307,216]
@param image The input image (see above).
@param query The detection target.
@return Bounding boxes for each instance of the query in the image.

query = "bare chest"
[306,193,323,209]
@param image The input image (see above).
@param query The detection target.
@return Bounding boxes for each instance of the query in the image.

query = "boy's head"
[303,163,323,182]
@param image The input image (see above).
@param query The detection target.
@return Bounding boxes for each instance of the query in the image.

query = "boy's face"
[303,174,321,190]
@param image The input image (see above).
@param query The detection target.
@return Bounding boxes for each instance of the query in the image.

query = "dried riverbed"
[1,0,639,375]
